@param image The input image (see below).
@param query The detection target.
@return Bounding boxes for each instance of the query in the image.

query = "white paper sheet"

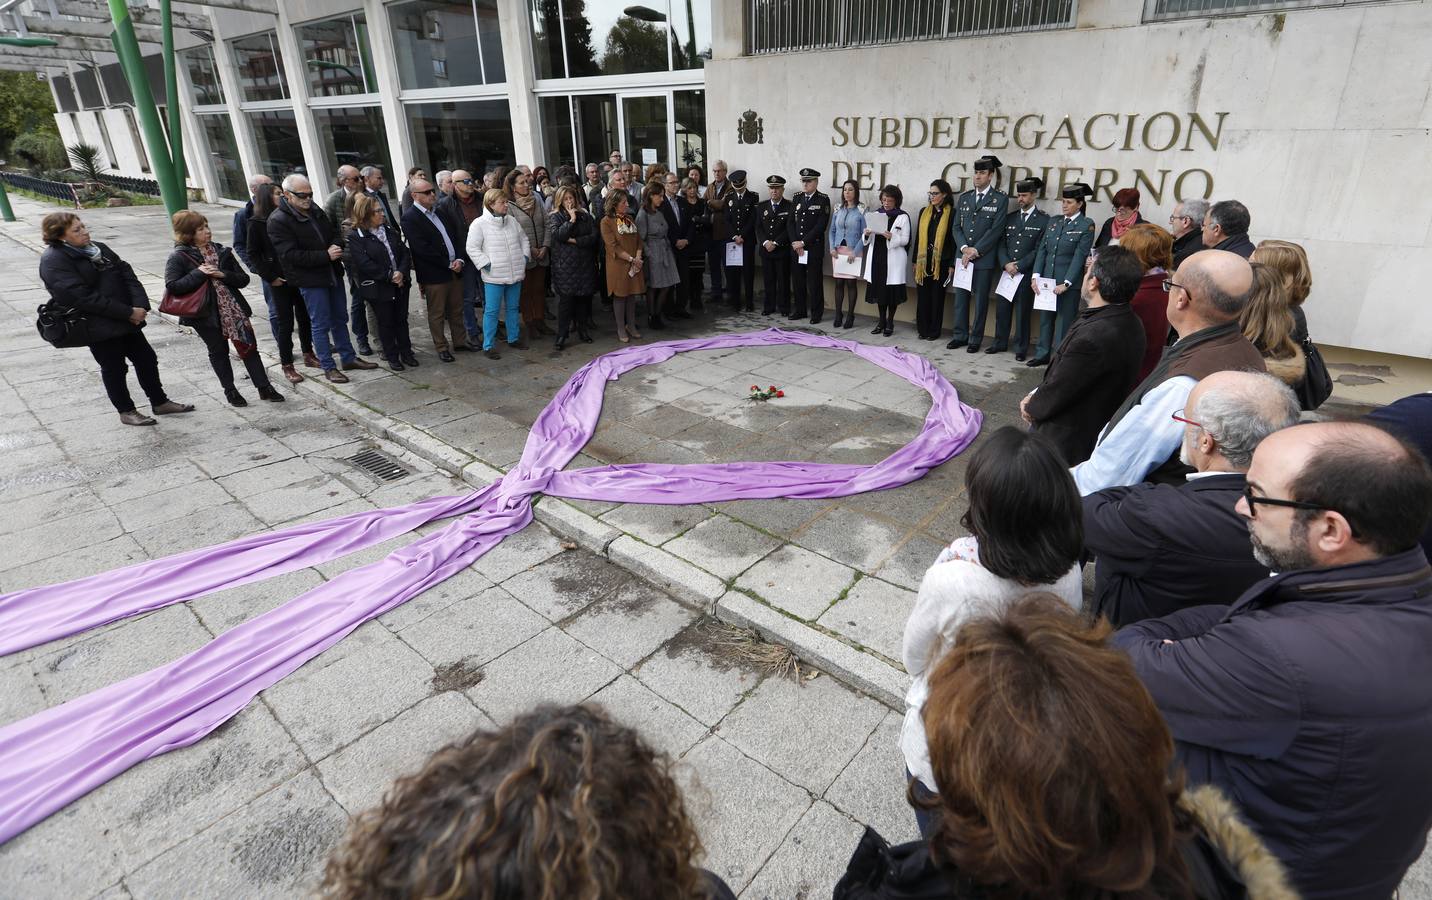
[797,249,808,265]
[995,271,1024,301]
[1033,276,1059,312]
[832,252,863,279]
[724,241,743,267]
[864,211,888,236]
[952,258,974,292]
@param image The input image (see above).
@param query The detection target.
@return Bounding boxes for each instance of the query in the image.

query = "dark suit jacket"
[365,189,398,233]
[1172,228,1203,271]
[400,204,461,285]
[1084,473,1271,627]
[1213,233,1255,259]
[1026,303,1146,465]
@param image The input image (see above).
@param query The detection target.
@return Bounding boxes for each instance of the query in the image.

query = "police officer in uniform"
[1028,181,1097,367]
[724,170,760,312]
[992,176,1050,361]
[758,175,793,315]
[788,167,832,323]
[948,155,1010,352]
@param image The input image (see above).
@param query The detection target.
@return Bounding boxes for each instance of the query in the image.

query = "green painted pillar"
[107,0,185,217]
[160,0,185,194]
[0,179,15,223]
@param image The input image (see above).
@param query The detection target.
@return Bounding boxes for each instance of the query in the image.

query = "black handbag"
[356,279,391,302]
[35,302,92,348]
[1297,336,1333,411]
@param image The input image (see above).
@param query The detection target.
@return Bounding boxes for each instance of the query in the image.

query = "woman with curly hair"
[322,704,736,900]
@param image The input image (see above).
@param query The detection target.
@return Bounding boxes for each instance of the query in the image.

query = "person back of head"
[1241,263,1298,360]
[961,427,1083,585]
[252,184,279,221]
[1086,245,1144,305]
[1209,199,1250,238]
[1172,249,1253,332]
[922,594,1193,895]
[1120,223,1173,273]
[1251,239,1312,308]
[1243,422,1432,570]
[642,181,664,211]
[321,704,710,900]
[1182,370,1300,472]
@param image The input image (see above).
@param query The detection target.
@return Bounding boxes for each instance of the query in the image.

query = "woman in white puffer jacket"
[466,188,530,360]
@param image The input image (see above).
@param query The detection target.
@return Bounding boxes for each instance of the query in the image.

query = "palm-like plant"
[67,142,105,182]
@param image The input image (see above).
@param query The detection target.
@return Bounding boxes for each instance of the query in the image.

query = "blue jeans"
[482,281,522,351]
[299,283,356,369]
[460,263,483,342]
[258,279,279,344]
[906,767,939,840]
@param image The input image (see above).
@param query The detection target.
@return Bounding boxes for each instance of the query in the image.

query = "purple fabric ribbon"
[0,328,981,844]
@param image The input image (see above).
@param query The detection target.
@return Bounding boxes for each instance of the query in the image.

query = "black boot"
[577,323,593,343]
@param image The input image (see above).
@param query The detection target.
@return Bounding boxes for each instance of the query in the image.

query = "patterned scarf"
[200,243,256,348]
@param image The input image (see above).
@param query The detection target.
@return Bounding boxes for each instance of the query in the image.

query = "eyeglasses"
[1161,279,1185,293]
[1169,214,1190,223]
[413,188,435,196]
[1170,409,1204,429]
[286,191,313,199]
[457,179,474,185]
[1242,485,1329,519]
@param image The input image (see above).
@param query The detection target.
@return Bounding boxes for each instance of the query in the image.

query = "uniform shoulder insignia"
[1087,223,1095,232]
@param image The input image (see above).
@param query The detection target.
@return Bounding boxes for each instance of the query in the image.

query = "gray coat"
[637,206,681,290]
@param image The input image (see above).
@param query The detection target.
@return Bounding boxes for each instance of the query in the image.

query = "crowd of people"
[33,148,1432,897]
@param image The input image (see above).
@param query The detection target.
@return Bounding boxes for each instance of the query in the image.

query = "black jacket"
[164,243,251,327]
[1367,393,1432,561]
[435,192,480,265]
[38,241,149,345]
[675,195,711,257]
[1084,473,1272,627]
[1114,547,1432,898]
[546,208,599,297]
[1173,227,1204,271]
[1213,233,1255,259]
[1026,303,1146,465]
[266,199,342,288]
[345,224,410,298]
[1094,211,1145,248]
[245,214,285,284]
[401,203,462,285]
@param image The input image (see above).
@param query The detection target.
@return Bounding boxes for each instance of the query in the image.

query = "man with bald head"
[1071,249,1266,495]
[1113,422,1432,898]
[438,169,484,346]
[1084,370,1300,627]
[324,165,362,226]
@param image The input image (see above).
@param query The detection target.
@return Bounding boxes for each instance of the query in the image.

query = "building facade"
[42,0,1432,358]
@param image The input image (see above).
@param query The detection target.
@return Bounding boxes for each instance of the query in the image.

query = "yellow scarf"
[914,202,950,284]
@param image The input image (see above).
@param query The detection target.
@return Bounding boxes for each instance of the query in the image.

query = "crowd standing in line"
[35,150,1432,898]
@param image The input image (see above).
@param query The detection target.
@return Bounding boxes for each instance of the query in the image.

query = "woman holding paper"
[828,180,865,329]
[862,184,911,337]
[912,180,956,341]
[1028,182,1096,367]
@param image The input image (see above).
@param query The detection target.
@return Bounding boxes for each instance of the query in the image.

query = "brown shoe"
[302,351,321,369]
[119,410,157,426]
[282,365,304,384]
[510,339,529,351]
[151,400,194,415]
[324,369,350,383]
[342,358,379,371]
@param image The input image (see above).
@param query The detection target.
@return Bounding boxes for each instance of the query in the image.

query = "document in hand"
[724,241,743,267]
[797,249,808,265]
[1033,276,1059,311]
[864,211,889,236]
[832,252,864,279]
[952,258,974,291]
[995,271,1024,300]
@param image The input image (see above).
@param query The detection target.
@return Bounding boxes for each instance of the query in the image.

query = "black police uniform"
[758,176,793,315]
[723,172,760,311]
[788,168,831,322]
[993,178,1051,358]
[950,155,1009,351]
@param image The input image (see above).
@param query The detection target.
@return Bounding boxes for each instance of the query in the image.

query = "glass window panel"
[673,89,705,173]
[122,107,150,173]
[404,99,515,178]
[538,96,575,170]
[671,0,710,70]
[100,63,133,107]
[52,75,78,113]
[297,14,374,96]
[621,95,669,170]
[313,106,394,196]
[231,32,288,102]
[94,112,117,170]
[183,45,225,105]
[74,68,104,109]
[529,0,565,79]
[142,55,168,106]
[247,109,307,179]
[567,0,673,77]
[574,94,618,171]
[476,0,506,82]
[199,114,247,201]
[390,0,491,89]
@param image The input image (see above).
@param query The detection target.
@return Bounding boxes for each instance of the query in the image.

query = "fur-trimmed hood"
[1180,785,1299,900]
[1263,343,1307,386]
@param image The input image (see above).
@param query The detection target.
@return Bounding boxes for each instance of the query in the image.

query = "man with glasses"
[584,163,603,209]
[1168,197,1208,271]
[402,179,469,362]
[361,165,396,231]
[323,165,362,229]
[1071,249,1265,495]
[267,174,377,383]
[1083,370,1299,627]
[1113,421,1432,899]
[703,159,731,302]
[438,169,484,347]
[1201,199,1254,259]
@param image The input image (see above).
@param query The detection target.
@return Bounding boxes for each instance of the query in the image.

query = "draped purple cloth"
[0,328,982,844]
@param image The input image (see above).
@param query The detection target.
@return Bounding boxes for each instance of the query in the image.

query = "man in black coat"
[723,170,759,312]
[1020,245,1147,465]
[1083,370,1300,627]
[1169,197,1208,272]
[402,178,470,361]
[267,174,377,382]
[1113,422,1432,898]
[1200,199,1255,259]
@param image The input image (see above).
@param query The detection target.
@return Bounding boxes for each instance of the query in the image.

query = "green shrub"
[11,132,65,172]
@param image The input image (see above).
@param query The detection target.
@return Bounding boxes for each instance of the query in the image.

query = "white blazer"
[862,210,911,286]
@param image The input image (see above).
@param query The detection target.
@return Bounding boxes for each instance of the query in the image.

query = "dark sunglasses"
[457,179,474,185]
[1242,485,1328,518]
[413,188,436,196]
[286,190,313,199]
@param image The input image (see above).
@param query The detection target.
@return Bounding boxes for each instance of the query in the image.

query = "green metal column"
[107,0,186,217]
[159,0,184,194]
[0,179,15,223]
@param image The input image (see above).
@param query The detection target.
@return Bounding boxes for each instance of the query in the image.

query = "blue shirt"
[1071,376,1195,496]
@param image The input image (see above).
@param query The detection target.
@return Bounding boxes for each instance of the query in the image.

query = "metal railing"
[1145,0,1385,20]
[0,172,80,206]
[745,0,1077,54]
[98,173,163,197]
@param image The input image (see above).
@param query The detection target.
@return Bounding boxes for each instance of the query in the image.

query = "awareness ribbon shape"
[0,328,982,844]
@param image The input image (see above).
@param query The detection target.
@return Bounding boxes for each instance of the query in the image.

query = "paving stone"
[735,544,859,621]
[825,710,921,845]
[795,506,909,573]
[624,403,708,438]
[317,692,489,815]
[599,502,713,545]
[873,534,945,591]
[499,547,632,620]
[707,497,835,540]
[633,620,767,726]
[376,565,495,633]
[664,515,782,581]
[0,534,148,595]
[0,665,46,726]
[607,535,728,610]
[718,672,886,793]
[129,502,267,558]
[618,437,709,465]
[627,374,708,403]
[565,580,700,668]
[676,735,811,895]
[741,800,864,900]
[0,484,106,536]
[0,785,120,898]
[818,576,917,663]
[465,626,622,723]
[397,584,549,671]
[186,439,298,479]
[263,627,436,762]
[469,520,566,582]
[187,568,329,636]
[239,474,367,526]
[588,674,709,760]
[122,771,347,900]
[667,418,761,459]
[583,421,658,463]
[399,397,482,429]
[5,506,124,571]
[31,604,213,707]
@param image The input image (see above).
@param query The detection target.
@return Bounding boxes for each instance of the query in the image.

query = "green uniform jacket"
[1031,212,1096,286]
[953,187,1009,270]
[997,207,1051,273]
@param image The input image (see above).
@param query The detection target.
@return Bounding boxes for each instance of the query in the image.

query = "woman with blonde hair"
[1242,262,1304,388]
[1251,238,1329,408]
[466,187,530,360]
[503,169,551,338]
[544,183,599,349]
[1118,223,1174,381]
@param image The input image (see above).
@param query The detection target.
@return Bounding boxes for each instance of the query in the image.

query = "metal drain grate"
[347,448,410,481]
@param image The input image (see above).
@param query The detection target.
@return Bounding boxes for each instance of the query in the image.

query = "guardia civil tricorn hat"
[1061,182,1094,200]
[973,155,1003,172]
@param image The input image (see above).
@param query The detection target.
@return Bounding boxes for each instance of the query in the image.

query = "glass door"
[620,93,670,173]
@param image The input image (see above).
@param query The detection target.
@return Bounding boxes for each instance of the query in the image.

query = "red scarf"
[1111,211,1138,241]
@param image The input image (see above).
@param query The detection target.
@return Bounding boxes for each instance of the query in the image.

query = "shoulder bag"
[35,302,92,348]
[159,254,210,317]
[1297,336,1334,411]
